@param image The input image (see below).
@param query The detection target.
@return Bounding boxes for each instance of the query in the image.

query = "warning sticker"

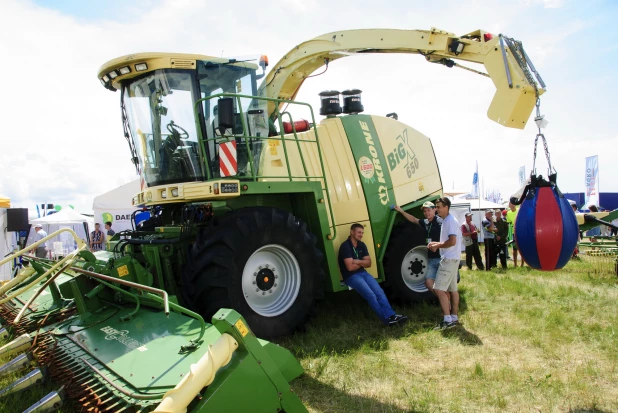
[235,319,249,337]
[117,265,129,277]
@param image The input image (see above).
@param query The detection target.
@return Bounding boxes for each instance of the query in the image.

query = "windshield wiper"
[204,58,256,68]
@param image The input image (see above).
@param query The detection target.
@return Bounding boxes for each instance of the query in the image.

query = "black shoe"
[434,320,458,330]
[387,314,408,326]
[393,314,409,325]
[448,320,460,328]
[434,321,450,330]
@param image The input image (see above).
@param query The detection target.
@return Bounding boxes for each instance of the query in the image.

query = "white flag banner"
[471,161,479,198]
[518,166,526,187]
[584,155,599,207]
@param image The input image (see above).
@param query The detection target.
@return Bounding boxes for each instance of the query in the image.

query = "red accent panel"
[535,187,562,270]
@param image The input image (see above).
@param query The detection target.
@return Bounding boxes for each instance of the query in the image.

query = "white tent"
[93,180,141,234]
[452,197,505,242]
[0,196,14,280]
[28,208,93,256]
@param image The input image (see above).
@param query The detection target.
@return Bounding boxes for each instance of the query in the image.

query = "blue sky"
[2,0,617,213]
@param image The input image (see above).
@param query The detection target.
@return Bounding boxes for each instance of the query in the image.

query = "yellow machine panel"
[370,116,443,205]
[259,118,371,228]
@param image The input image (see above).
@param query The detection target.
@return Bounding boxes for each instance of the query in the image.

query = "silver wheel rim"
[400,246,429,292]
[242,244,301,317]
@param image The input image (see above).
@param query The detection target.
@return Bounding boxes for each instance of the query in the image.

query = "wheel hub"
[242,244,301,317]
[409,259,425,277]
[256,268,276,291]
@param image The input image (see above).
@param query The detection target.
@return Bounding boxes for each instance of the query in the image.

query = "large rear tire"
[384,223,436,302]
[182,207,324,338]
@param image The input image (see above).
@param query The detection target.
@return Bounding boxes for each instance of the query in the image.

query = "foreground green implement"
[0,230,306,412]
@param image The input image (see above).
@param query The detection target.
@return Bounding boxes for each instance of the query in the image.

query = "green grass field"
[1,255,617,412]
[275,256,618,413]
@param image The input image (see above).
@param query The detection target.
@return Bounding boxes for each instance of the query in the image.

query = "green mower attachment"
[0,229,307,412]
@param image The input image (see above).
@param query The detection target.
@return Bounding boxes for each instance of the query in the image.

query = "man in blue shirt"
[338,223,408,326]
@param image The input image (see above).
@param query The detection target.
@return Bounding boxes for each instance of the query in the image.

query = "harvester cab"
[0,27,545,412]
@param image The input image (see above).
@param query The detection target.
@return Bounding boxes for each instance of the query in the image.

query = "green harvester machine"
[0,27,555,411]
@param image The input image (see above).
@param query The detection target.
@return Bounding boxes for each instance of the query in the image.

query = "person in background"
[482,210,497,270]
[598,208,612,237]
[611,209,618,237]
[105,221,115,237]
[568,199,580,258]
[506,201,523,267]
[494,209,509,269]
[394,201,442,294]
[90,223,105,251]
[501,210,511,259]
[428,197,461,330]
[586,205,601,237]
[461,212,484,270]
[32,224,48,258]
[338,223,409,327]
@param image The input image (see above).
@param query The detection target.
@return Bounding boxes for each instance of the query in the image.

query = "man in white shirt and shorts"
[428,197,461,330]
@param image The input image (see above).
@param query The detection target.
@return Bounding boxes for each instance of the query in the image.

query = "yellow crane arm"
[260,28,545,129]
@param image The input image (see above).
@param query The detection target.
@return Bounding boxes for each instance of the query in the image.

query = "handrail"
[193,92,336,239]
[0,228,86,268]
[0,243,88,306]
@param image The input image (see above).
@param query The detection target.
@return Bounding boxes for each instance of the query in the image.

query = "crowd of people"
[461,202,523,271]
[30,221,117,257]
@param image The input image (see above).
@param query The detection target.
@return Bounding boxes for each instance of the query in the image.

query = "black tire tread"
[182,207,324,338]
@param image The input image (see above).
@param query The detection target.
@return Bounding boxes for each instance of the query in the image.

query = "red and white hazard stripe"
[219,141,237,176]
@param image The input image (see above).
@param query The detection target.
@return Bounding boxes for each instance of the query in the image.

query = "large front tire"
[384,223,436,302]
[182,207,324,338]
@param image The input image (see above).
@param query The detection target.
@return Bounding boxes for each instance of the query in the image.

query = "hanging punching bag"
[514,174,579,271]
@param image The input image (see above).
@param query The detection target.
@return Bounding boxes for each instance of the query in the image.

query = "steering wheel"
[166,121,189,140]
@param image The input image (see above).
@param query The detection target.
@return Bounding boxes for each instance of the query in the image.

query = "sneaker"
[434,320,458,330]
[393,314,409,325]
[387,314,409,326]
[433,321,450,330]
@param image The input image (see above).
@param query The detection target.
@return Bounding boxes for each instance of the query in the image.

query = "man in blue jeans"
[338,223,409,326]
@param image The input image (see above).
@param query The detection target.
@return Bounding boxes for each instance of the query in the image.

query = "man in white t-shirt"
[428,197,461,329]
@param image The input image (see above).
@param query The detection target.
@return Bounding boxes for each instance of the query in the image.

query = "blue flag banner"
[518,166,526,187]
[471,162,479,198]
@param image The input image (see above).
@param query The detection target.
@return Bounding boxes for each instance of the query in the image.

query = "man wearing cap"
[394,201,443,294]
[494,209,509,269]
[482,210,497,270]
[461,212,484,270]
[32,224,48,258]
